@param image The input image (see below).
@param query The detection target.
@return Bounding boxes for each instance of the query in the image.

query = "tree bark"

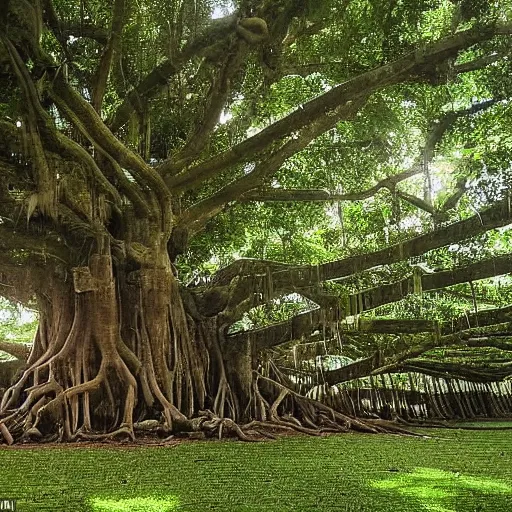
[0,250,265,442]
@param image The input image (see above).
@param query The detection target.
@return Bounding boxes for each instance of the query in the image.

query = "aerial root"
[177,375,418,442]
[256,375,424,437]
[0,350,139,444]
[0,423,13,445]
[75,424,135,442]
[0,380,62,442]
[193,410,258,442]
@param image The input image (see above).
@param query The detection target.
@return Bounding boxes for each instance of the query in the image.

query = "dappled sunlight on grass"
[89,495,179,512]
[2,429,512,511]
[371,467,512,512]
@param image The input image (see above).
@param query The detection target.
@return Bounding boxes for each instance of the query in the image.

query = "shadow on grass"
[89,495,179,512]
[370,467,512,512]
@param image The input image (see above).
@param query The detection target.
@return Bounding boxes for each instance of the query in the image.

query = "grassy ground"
[1,428,511,511]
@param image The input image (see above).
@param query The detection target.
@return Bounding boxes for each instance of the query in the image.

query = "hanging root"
[247,375,425,438]
[0,346,139,444]
[174,373,426,443]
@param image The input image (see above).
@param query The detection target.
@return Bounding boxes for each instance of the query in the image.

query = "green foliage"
[3,0,512,365]
[0,298,37,347]
[230,294,312,332]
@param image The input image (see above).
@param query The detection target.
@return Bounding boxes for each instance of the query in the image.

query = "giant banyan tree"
[0,0,512,444]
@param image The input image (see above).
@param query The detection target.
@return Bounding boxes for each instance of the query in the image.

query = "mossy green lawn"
[1,428,511,511]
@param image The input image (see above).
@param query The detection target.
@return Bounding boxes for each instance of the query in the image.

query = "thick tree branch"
[349,254,512,314]
[0,223,70,264]
[0,341,31,361]
[91,0,125,113]
[462,335,512,352]
[346,318,439,334]
[239,99,494,208]
[324,321,512,385]
[323,353,382,385]
[49,73,171,222]
[162,23,512,193]
[108,14,240,133]
[309,199,512,284]
[3,39,122,207]
[398,360,512,382]
[228,303,438,353]
[207,200,512,324]
[239,166,423,203]
[228,308,330,352]
[447,304,512,334]
[178,98,367,232]
[210,258,297,287]
[168,42,247,171]
[42,0,109,45]
[454,52,506,74]
[234,199,512,291]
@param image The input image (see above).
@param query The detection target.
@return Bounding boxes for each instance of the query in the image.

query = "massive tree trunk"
[2,243,421,443]
[0,244,266,441]
[1,1,512,444]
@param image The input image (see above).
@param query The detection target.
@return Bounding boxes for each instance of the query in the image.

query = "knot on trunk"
[236,18,269,45]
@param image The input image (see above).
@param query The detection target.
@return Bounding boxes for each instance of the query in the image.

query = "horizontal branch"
[297,199,512,285]
[324,353,381,386]
[463,335,512,352]
[222,199,512,295]
[227,308,329,352]
[454,53,505,74]
[346,318,439,334]
[211,258,299,287]
[239,165,422,202]
[239,188,387,203]
[228,308,438,353]
[324,321,512,385]
[398,359,512,383]
[163,23,511,193]
[0,341,31,361]
[447,304,512,334]
[209,200,512,323]
[349,253,512,314]
[0,223,70,264]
